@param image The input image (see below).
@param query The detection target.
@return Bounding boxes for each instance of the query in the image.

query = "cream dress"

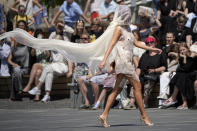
[110,26,139,82]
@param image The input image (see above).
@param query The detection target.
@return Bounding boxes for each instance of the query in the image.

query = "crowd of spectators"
[0,0,197,110]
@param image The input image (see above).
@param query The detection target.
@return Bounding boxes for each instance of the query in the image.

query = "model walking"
[98,5,162,128]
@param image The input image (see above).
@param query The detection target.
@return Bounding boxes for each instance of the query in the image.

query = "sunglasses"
[81,37,89,40]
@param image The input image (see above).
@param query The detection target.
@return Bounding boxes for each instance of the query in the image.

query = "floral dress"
[109,26,139,82]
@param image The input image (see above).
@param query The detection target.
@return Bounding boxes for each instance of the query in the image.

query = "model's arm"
[99,27,121,69]
[51,10,62,26]
[134,39,161,53]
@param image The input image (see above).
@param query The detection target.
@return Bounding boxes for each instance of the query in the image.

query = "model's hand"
[153,48,162,54]
[99,61,106,71]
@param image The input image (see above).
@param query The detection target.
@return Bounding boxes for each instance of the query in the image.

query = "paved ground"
[0,98,197,131]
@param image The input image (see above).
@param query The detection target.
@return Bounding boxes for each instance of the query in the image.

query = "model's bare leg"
[99,74,124,127]
[23,63,42,92]
[127,76,153,126]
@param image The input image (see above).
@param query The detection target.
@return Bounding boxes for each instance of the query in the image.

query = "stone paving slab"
[0,106,197,131]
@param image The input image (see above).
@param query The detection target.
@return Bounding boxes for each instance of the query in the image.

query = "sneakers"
[79,104,90,110]
[157,93,168,100]
[28,87,41,95]
[162,99,177,107]
[41,95,50,103]
[177,105,188,110]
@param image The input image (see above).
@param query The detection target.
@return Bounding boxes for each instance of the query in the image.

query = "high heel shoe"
[140,117,154,126]
[98,115,110,128]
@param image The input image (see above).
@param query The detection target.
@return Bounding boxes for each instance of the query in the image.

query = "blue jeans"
[153,0,159,17]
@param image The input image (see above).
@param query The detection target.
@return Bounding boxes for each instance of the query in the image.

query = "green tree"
[43,0,85,9]
[43,0,65,8]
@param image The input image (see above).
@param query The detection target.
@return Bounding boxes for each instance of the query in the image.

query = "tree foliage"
[43,0,65,8]
[43,0,84,9]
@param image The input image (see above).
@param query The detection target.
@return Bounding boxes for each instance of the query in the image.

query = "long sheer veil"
[0,5,132,73]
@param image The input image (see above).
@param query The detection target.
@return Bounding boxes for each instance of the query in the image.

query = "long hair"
[132,29,142,41]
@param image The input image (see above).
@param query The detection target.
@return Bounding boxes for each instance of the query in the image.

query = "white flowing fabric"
[0,5,132,74]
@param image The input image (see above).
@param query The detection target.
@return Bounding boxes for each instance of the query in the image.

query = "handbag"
[143,73,159,82]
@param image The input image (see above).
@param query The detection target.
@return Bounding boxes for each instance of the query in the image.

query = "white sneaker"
[41,95,50,103]
[157,93,168,100]
[28,87,41,95]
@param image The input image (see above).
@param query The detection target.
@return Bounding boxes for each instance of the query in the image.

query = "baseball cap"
[145,36,156,44]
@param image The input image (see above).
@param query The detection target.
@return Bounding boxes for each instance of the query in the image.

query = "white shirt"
[0,42,10,76]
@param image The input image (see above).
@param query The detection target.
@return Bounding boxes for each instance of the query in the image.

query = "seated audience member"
[92,62,116,109]
[139,15,160,42]
[137,36,167,108]
[33,0,50,29]
[156,0,176,36]
[189,16,197,44]
[170,15,192,47]
[84,0,104,22]
[10,0,43,19]
[71,20,86,43]
[0,30,11,76]
[92,61,129,110]
[158,32,179,108]
[89,20,103,42]
[0,3,5,33]
[50,20,73,42]
[28,35,73,102]
[192,76,197,109]
[13,5,34,29]
[22,29,50,93]
[162,43,197,109]
[98,0,117,22]
[51,0,91,28]
[174,0,188,17]
[8,21,30,101]
[74,33,101,109]
[107,12,114,23]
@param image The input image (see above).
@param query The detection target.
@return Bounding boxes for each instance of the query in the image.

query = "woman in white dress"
[98,5,162,127]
